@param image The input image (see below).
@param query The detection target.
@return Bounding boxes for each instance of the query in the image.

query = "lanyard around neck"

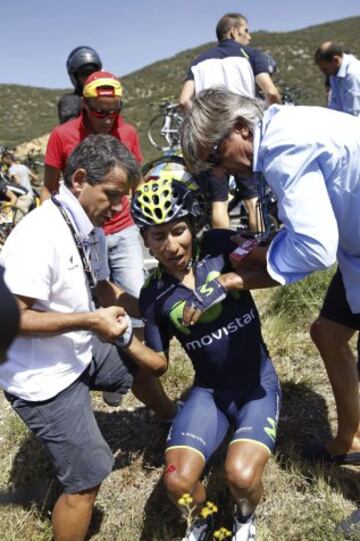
[51,195,100,308]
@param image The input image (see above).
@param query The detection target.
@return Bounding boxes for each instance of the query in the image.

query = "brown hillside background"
[1,15,359,162]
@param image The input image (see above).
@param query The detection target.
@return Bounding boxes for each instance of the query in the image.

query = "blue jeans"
[106,225,145,297]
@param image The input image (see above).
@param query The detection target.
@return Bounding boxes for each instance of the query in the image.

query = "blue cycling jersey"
[140,229,269,389]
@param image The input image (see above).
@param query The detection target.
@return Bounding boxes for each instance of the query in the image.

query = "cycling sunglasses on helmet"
[86,105,120,119]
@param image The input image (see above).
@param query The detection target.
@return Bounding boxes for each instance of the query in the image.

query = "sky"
[1,0,359,89]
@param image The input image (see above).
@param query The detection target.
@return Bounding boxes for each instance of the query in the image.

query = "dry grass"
[0,273,360,540]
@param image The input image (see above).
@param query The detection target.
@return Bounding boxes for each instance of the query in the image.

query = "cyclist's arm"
[28,168,39,184]
[96,279,140,317]
[41,165,61,202]
[179,80,195,111]
[4,188,17,206]
[255,73,281,105]
[211,201,230,229]
[182,251,278,326]
[123,339,168,376]
[219,244,280,290]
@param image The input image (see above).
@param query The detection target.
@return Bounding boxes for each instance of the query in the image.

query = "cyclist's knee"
[224,459,260,495]
[162,464,197,497]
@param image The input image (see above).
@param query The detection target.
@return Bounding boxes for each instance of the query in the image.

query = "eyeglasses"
[206,131,230,166]
[86,105,120,119]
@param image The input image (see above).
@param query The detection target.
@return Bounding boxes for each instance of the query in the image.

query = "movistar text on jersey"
[185,309,256,351]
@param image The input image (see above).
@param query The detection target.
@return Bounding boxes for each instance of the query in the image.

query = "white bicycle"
[148,99,183,152]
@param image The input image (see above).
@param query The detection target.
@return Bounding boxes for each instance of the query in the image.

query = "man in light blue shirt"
[315,41,360,117]
[180,87,360,465]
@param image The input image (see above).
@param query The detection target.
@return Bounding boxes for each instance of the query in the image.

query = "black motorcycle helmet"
[66,46,102,92]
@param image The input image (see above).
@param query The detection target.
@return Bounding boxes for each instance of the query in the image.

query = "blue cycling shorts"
[166,356,281,462]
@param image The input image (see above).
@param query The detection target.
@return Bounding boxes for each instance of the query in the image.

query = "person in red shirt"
[42,71,147,407]
[43,71,145,295]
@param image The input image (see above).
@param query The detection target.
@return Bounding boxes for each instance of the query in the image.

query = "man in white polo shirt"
[0,134,174,541]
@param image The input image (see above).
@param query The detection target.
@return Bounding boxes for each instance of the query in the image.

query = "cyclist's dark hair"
[64,134,141,188]
[315,42,344,63]
[216,13,247,42]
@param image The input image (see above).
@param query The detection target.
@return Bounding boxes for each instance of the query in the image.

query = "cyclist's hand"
[113,314,134,348]
[182,278,227,327]
[89,306,129,343]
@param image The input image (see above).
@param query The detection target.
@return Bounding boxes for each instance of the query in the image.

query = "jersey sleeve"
[184,64,194,82]
[139,287,170,353]
[247,48,270,76]
[120,124,143,164]
[200,229,238,271]
[195,171,229,202]
[44,128,66,170]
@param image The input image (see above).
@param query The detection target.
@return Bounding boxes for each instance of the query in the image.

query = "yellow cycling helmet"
[131,177,204,229]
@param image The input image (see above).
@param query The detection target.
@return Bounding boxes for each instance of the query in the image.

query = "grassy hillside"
[1,269,359,540]
[1,16,359,161]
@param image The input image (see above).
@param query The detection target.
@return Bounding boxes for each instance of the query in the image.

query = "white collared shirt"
[253,104,360,313]
[328,54,360,117]
[0,184,110,400]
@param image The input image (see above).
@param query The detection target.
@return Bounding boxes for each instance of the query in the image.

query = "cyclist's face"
[234,20,251,45]
[83,96,121,134]
[75,165,130,226]
[204,125,253,177]
[144,219,193,275]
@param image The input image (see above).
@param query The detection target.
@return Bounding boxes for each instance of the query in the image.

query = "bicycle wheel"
[148,112,182,152]
[148,113,173,151]
[0,205,26,227]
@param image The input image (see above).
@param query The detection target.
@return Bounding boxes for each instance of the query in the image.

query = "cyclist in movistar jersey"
[131,178,281,541]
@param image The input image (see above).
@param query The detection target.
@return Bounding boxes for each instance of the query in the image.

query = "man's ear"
[234,121,251,139]
[228,25,238,40]
[71,168,87,195]
[333,56,342,69]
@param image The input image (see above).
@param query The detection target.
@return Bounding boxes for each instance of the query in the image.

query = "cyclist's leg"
[163,386,229,510]
[225,356,281,518]
[310,268,360,454]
